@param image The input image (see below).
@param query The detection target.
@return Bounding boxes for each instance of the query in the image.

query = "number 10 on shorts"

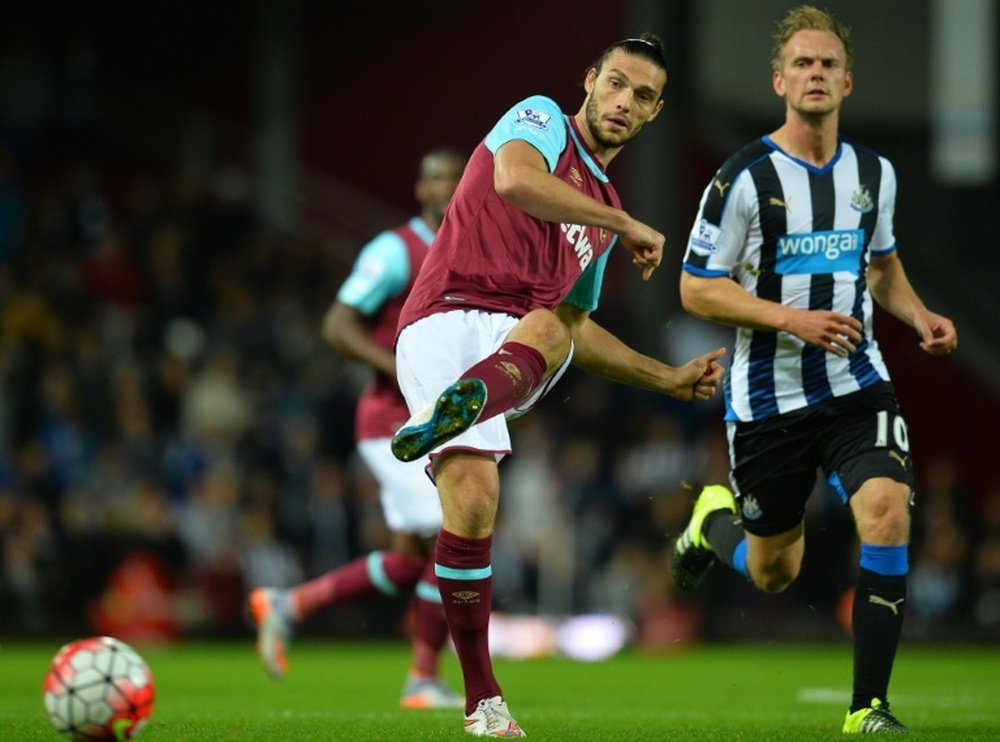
[874,410,909,451]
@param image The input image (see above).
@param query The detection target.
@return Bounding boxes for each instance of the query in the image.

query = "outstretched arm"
[494,140,663,280]
[867,252,957,356]
[555,303,725,401]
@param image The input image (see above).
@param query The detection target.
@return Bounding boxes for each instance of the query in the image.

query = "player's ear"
[772,70,786,98]
[584,67,598,93]
[647,98,665,121]
[842,69,853,98]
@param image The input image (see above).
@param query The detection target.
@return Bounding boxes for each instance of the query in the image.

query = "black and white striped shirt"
[683,136,896,422]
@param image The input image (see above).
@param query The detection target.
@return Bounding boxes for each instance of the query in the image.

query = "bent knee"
[515,310,571,366]
[855,490,911,544]
[752,563,800,593]
[872,509,910,544]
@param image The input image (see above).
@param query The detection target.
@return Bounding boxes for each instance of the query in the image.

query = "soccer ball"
[43,636,155,740]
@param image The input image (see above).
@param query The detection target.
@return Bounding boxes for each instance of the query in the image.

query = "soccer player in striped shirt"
[673,5,957,734]
[390,35,726,736]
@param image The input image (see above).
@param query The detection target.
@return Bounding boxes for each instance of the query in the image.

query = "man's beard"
[585,94,633,149]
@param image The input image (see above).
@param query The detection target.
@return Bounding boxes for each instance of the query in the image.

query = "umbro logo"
[451,590,480,604]
[497,360,522,384]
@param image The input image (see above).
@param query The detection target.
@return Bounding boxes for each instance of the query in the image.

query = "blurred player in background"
[249,147,467,709]
[389,35,725,736]
[672,5,957,734]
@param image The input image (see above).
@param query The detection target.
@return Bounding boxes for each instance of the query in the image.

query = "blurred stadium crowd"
[1,10,998,650]
[2,144,998,648]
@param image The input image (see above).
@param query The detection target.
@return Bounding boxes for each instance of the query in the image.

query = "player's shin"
[434,529,500,713]
[704,511,749,576]
[293,550,426,616]
[459,341,547,423]
[410,563,450,677]
[851,544,908,712]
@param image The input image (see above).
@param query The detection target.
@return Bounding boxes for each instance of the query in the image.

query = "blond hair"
[771,5,852,72]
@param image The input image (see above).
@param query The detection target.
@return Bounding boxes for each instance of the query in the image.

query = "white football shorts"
[395,309,573,467]
[356,437,443,536]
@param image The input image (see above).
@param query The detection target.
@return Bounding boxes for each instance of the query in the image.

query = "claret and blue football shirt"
[398,96,620,334]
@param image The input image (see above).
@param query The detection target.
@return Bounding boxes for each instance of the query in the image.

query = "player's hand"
[618,218,664,281]
[789,309,863,357]
[672,346,727,401]
[915,311,957,356]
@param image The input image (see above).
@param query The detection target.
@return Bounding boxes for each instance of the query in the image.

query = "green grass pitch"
[3,639,998,740]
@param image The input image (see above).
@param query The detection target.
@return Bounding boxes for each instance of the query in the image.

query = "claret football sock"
[459,341,547,423]
[434,528,499,713]
[410,562,449,678]
[292,550,426,618]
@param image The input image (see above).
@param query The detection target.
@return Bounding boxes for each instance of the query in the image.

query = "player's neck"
[419,212,442,232]
[572,111,619,168]
[770,113,840,167]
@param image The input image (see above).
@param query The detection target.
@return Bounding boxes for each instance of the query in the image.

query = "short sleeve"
[484,95,567,173]
[868,158,897,257]
[682,172,754,277]
[336,232,410,315]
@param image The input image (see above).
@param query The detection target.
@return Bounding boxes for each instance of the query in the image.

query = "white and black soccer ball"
[43,636,155,740]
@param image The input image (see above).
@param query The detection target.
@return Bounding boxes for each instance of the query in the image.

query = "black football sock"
[703,510,744,569]
[851,568,906,712]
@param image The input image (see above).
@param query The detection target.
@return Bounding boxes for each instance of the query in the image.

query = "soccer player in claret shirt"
[672,5,957,734]
[249,148,468,710]
[390,35,726,737]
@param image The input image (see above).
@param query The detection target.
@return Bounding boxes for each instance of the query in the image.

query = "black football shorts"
[727,382,914,537]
